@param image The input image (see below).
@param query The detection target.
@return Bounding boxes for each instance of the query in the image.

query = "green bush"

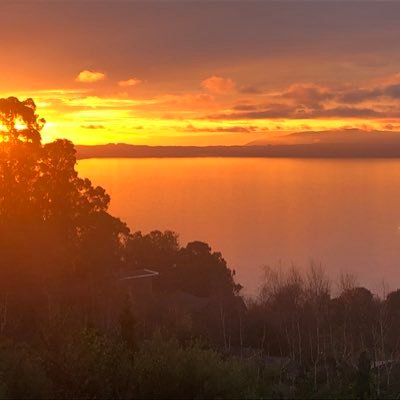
[0,341,51,399]
[133,335,264,399]
[50,329,135,399]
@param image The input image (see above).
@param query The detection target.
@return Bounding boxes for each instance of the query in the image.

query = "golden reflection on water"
[77,158,400,295]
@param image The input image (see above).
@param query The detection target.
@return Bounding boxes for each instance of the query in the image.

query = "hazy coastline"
[76,142,400,160]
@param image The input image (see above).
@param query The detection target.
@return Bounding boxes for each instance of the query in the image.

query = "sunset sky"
[2,1,400,145]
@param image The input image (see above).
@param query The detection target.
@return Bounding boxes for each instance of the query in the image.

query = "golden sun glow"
[3,80,398,147]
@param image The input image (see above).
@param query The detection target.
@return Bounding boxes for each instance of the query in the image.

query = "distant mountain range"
[76,129,400,159]
[247,128,400,146]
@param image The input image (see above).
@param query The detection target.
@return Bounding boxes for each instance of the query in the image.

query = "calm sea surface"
[77,158,400,296]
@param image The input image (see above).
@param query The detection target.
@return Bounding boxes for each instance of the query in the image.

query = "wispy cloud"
[81,124,105,129]
[183,124,265,134]
[281,84,333,109]
[202,76,236,95]
[76,70,106,83]
[118,78,142,87]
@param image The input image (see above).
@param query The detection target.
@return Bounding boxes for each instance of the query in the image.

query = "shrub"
[133,335,263,399]
[0,341,51,399]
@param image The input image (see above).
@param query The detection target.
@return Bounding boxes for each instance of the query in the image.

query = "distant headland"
[76,142,400,160]
[76,129,400,159]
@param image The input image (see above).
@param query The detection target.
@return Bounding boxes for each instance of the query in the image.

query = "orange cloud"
[373,72,400,86]
[282,84,333,109]
[118,78,142,87]
[76,70,106,83]
[81,124,105,129]
[183,124,265,133]
[147,93,216,111]
[201,76,236,94]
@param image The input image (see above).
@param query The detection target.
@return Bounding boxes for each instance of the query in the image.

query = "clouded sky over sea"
[2,1,400,145]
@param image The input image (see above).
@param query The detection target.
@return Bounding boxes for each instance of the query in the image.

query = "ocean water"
[77,157,400,296]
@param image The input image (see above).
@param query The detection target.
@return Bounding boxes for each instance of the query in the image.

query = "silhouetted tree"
[126,230,179,272]
[0,97,130,334]
[355,351,371,399]
[119,296,137,352]
[167,241,242,297]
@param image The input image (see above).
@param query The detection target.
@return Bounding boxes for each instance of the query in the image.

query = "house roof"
[117,268,159,281]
